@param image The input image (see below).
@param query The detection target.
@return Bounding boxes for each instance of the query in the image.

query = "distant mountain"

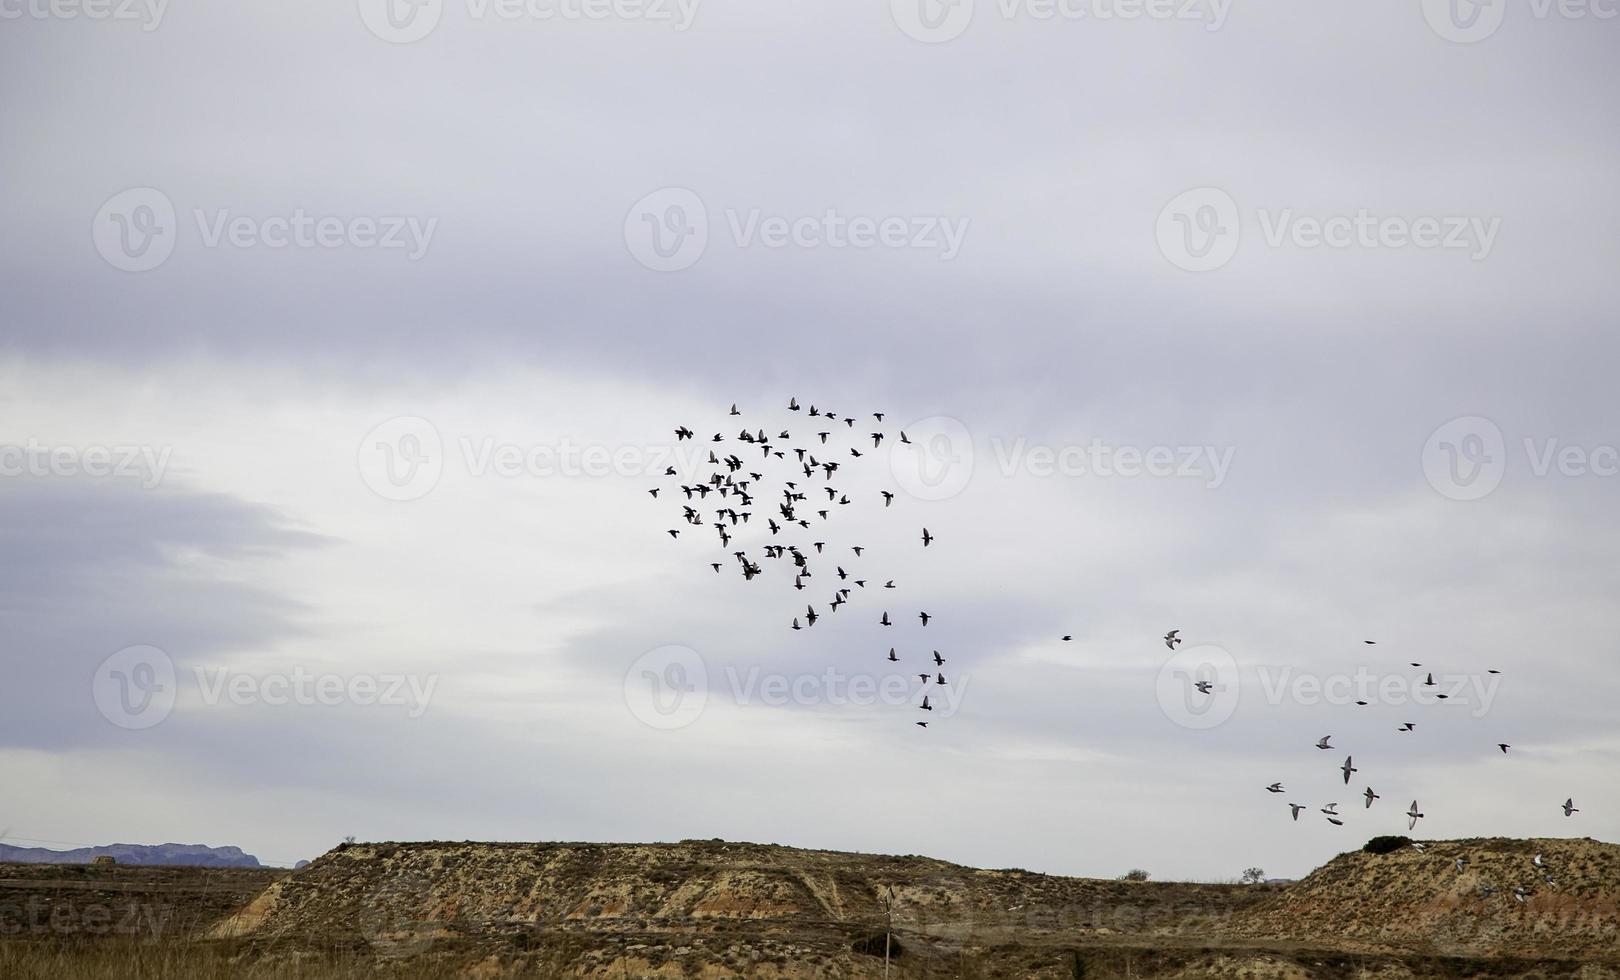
[0,842,262,868]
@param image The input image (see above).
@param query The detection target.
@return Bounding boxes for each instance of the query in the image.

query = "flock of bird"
[655,399,947,727]
[649,400,1593,881]
[1169,629,1581,900]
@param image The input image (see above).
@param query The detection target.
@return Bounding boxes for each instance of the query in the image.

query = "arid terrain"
[4,837,1618,978]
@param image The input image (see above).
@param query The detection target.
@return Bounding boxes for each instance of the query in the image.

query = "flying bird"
[1316,736,1334,750]
[1266,782,1284,794]
[921,528,933,547]
[1288,804,1305,821]
[1407,800,1424,830]
[1363,786,1379,808]
[1341,756,1357,784]
[1562,798,1579,817]
[1164,630,1181,649]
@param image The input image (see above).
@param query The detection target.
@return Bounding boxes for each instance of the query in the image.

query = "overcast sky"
[1,0,1617,880]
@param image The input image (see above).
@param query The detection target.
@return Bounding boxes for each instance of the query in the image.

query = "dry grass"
[0,942,490,980]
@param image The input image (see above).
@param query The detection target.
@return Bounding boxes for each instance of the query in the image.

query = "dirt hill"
[205,838,1620,978]
[1237,836,1620,959]
[211,839,1272,976]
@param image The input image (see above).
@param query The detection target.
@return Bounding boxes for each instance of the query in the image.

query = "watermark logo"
[891,0,975,42]
[93,188,177,273]
[625,187,709,272]
[1422,0,1507,42]
[624,644,709,730]
[892,0,1230,41]
[1156,187,1241,272]
[1423,415,1505,501]
[358,0,445,42]
[358,417,444,502]
[1254,666,1500,716]
[1158,187,1502,271]
[624,187,969,271]
[93,645,177,730]
[1155,643,1239,730]
[890,415,975,501]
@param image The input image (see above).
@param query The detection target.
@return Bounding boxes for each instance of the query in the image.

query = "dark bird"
[920,696,933,711]
[880,612,892,626]
[648,488,659,498]
[791,618,801,631]
[852,546,864,556]
[667,530,680,538]
[1164,630,1181,649]
[675,426,694,440]
[1266,782,1284,794]
[932,651,945,666]
[1563,798,1579,817]
[916,721,928,728]
[935,673,946,685]
[1341,756,1357,784]
[919,612,931,626]
[921,528,933,547]
[729,404,740,416]
[1289,804,1305,821]
[1326,816,1344,826]
[1398,722,1416,732]
[1364,640,1376,644]
[711,563,721,573]
[881,491,894,506]
[1061,635,1072,641]
[1316,735,1333,750]
[788,397,800,411]
[1498,743,1511,754]
[887,648,898,662]
[1363,786,1380,808]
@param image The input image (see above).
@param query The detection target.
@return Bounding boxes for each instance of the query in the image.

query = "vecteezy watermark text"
[1156,187,1502,273]
[93,645,438,729]
[1422,415,1620,501]
[359,0,701,43]
[623,645,968,730]
[0,0,167,30]
[93,188,436,272]
[624,187,969,272]
[889,0,1231,44]
[0,440,171,488]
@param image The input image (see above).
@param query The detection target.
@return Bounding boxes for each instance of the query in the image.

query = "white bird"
[1411,842,1428,852]
[1455,857,1470,871]
[1316,735,1334,750]
[1513,886,1530,904]
[1407,800,1424,830]
[1322,803,1340,816]
[1532,853,1544,868]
